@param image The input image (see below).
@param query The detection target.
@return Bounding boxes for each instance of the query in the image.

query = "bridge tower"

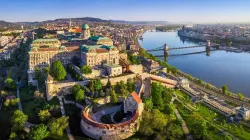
[206,40,211,56]
[164,43,169,57]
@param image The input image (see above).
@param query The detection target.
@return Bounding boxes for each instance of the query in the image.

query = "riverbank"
[138,31,250,99]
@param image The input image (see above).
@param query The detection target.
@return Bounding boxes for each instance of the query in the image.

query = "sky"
[1,0,250,23]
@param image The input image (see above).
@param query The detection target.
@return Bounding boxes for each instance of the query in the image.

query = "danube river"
[139,31,250,97]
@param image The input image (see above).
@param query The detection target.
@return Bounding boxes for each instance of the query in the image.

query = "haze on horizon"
[1,0,250,23]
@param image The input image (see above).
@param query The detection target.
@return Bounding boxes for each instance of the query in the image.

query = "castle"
[27,24,119,85]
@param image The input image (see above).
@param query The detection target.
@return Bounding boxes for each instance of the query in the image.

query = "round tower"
[81,24,90,40]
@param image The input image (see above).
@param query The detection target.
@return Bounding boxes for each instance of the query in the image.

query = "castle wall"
[80,107,140,140]
[46,80,89,100]
[100,73,136,85]
[129,65,143,74]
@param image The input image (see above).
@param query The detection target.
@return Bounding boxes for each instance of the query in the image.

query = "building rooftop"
[80,45,116,53]
[32,38,60,43]
[89,35,112,42]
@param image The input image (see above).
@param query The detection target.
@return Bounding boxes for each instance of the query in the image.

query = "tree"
[9,132,17,140]
[81,65,92,74]
[43,67,50,76]
[160,120,184,140]
[187,113,207,139]
[164,104,175,116]
[144,98,153,111]
[50,60,66,80]
[139,109,168,136]
[0,90,8,97]
[28,124,50,140]
[111,90,118,103]
[38,109,51,122]
[222,85,228,94]
[75,89,84,102]
[237,93,244,101]
[72,84,81,94]
[139,47,147,57]
[94,79,102,91]
[151,82,164,108]
[48,117,69,136]
[4,99,10,107]
[4,78,16,89]
[225,135,233,140]
[35,67,44,84]
[10,110,28,132]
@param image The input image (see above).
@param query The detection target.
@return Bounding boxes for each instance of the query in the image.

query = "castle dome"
[82,24,89,30]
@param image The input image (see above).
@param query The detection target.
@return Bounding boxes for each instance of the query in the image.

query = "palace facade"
[80,45,119,67]
[28,24,118,84]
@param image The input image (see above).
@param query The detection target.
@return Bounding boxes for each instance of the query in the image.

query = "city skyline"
[1,0,250,23]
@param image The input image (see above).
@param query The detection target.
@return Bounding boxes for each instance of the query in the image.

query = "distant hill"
[0,17,171,29]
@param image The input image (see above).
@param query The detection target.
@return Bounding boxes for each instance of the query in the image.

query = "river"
[139,31,250,97]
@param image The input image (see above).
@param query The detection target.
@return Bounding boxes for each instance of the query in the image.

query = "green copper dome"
[82,24,89,30]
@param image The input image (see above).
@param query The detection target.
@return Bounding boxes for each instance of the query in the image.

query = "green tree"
[164,104,175,115]
[139,47,147,57]
[75,89,84,102]
[72,84,81,94]
[151,82,164,108]
[237,93,244,101]
[225,135,233,140]
[4,99,10,107]
[43,67,50,76]
[10,110,28,132]
[160,120,184,140]
[111,90,118,103]
[4,78,16,89]
[139,109,168,135]
[0,90,8,97]
[50,60,66,80]
[81,65,92,74]
[187,113,207,139]
[222,85,228,94]
[144,98,153,111]
[28,124,50,140]
[94,79,102,91]
[48,117,69,137]
[38,109,51,122]
[9,132,17,140]
[35,67,44,84]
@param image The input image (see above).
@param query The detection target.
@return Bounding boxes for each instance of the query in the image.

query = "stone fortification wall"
[81,106,140,140]
[46,80,88,100]
[129,65,143,74]
[100,73,137,85]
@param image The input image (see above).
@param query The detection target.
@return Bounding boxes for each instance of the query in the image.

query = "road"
[175,109,193,140]
[58,96,75,140]
[16,85,23,111]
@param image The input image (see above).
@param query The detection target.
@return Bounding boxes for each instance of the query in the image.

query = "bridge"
[146,45,206,52]
[146,40,219,57]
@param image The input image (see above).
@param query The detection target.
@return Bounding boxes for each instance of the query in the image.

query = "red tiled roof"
[131,91,142,103]
[96,48,108,53]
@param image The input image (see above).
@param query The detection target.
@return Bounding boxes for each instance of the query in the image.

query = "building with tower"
[80,24,91,40]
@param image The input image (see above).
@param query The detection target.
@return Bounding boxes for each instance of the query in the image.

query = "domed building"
[81,24,91,40]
